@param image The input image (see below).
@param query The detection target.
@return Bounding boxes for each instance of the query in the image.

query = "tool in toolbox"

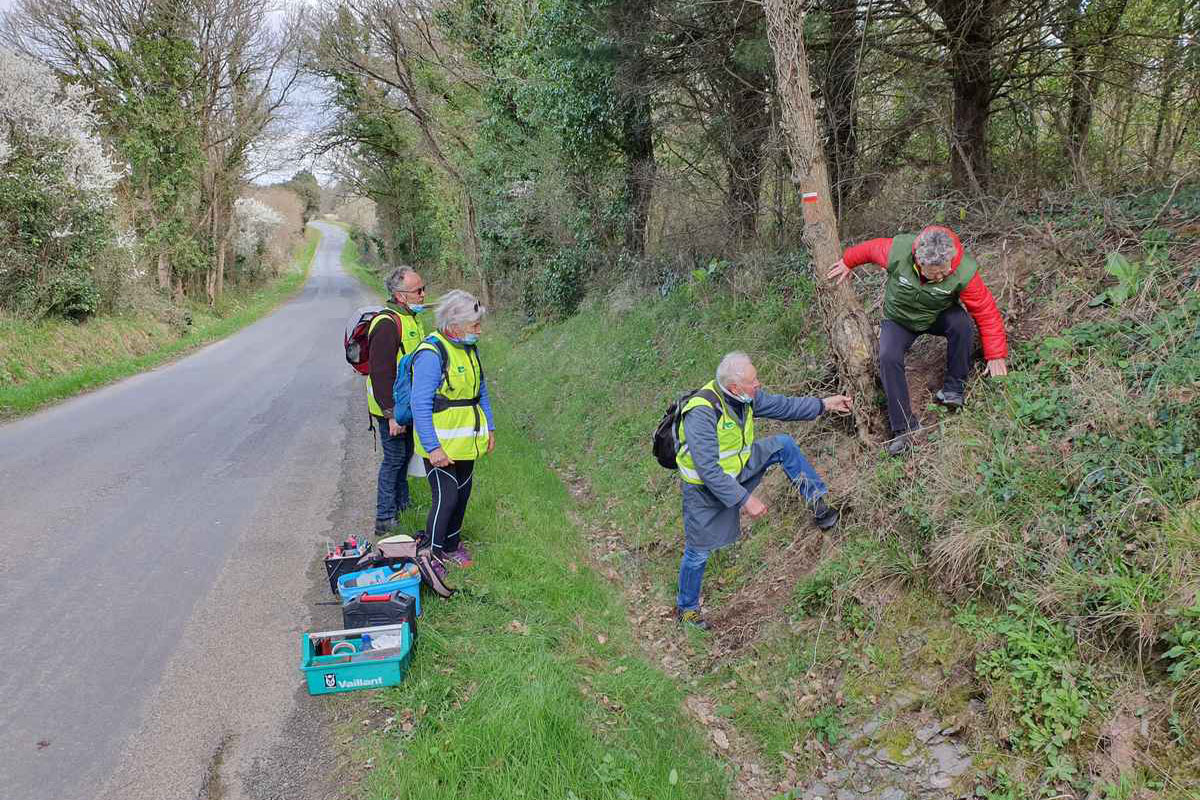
[354,533,454,598]
[323,535,372,595]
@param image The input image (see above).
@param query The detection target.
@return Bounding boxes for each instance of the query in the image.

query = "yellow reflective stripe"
[677,463,701,481]
[718,446,754,460]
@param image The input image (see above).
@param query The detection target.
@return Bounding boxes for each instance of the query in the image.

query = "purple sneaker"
[430,557,449,583]
[442,545,473,567]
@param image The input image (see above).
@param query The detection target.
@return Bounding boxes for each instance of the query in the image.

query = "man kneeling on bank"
[676,351,852,629]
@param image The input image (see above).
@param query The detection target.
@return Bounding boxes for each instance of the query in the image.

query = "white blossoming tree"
[232,197,285,274]
[0,48,126,318]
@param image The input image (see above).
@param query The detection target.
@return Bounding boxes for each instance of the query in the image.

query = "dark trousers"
[879,305,973,433]
[374,416,413,525]
[424,459,475,554]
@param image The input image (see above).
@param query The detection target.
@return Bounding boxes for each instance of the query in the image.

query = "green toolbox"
[300,622,413,695]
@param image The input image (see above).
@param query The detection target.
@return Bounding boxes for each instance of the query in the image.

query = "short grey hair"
[914,229,956,268]
[716,351,753,386]
[435,289,485,330]
[385,266,416,297]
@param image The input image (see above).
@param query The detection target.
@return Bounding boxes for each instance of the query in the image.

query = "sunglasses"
[402,285,426,295]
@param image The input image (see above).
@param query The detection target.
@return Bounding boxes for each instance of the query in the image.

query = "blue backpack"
[392,336,449,425]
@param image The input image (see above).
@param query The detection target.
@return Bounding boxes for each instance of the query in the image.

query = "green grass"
[0,226,321,419]
[354,335,729,799]
[340,230,388,296]
[340,230,1200,796]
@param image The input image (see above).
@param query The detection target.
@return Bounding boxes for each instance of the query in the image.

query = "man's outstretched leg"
[879,320,921,454]
[763,434,839,529]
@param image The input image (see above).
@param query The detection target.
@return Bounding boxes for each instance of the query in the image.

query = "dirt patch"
[554,461,792,800]
[709,530,826,653]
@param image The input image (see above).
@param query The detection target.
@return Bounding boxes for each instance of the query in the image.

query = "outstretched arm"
[828,238,892,283]
[959,273,1008,374]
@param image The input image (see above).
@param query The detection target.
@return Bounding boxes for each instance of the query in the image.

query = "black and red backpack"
[344,306,399,375]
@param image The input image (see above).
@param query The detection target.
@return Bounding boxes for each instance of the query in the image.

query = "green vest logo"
[457,365,466,373]
[722,421,735,429]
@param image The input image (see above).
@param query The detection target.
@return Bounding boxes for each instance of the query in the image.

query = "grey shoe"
[885,427,920,456]
[935,388,964,408]
[810,497,840,530]
[677,609,711,630]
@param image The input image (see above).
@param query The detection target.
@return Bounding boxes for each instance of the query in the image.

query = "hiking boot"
[442,545,473,567]
[374,519,393,536]
[884,426,921,457]
[810,497,840,530]
[677,609,711,631]
[934,388,964,409]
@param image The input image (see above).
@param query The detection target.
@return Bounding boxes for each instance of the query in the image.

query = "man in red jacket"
[828,226,1008,454]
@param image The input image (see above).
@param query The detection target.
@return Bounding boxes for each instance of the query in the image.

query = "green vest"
[883,234,977,332]
[413,331,490,462]
[676,381,755,485]
[366,308,426,417]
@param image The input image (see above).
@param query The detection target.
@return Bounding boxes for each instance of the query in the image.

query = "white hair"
[914,229,956,267]
[384,266,416,297]
[434,289,485,330]
[716,351,753,386]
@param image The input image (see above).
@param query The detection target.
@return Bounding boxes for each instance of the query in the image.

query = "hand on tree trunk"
[826,259,852,284]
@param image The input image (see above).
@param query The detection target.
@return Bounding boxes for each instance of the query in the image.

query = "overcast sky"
[0,0,335,185]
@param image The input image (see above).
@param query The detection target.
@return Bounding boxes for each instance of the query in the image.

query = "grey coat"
[680,388,825,550]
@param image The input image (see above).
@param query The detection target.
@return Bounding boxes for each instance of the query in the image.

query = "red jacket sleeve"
[959,273,1007,360]
[842,238,892,270]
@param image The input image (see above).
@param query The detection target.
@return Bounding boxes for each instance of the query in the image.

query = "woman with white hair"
[409,289,495,574]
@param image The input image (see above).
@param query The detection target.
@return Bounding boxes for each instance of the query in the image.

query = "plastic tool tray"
[301,622,412,695]
[337,566,422,615]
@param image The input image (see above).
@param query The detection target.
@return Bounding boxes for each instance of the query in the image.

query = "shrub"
[0,48,126,319]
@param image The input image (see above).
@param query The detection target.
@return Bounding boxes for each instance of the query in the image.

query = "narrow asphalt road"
[0,222,382,800]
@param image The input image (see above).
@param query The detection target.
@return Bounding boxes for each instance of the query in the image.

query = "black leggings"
[424,459,475,554]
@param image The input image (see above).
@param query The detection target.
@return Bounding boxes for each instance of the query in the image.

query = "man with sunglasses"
[367,266,428,535]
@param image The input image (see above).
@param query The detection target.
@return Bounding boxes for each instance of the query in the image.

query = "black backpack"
[652,388,720,469]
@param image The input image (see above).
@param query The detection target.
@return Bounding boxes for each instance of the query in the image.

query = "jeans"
[375,416,413,525]
[677,546,711,612]
[879,305,974,433]
[760,434,827,504]
[676,435,827,611]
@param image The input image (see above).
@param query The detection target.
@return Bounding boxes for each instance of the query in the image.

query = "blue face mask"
[407,303,425,313]
[719,381,754,405]
[451,332,479,345]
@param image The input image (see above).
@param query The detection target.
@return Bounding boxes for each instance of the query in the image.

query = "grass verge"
[350,335,730,799]
[0,226,321,420]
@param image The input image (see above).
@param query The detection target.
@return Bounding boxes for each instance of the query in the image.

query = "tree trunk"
[157,251,170,292]
[1065,0,1130,182]
[463,193,490,307]
[621,67,656,257]
[1150,3,1187,177]
[764,0,880,443]
[931,0,993,192]
[821,0,860,217]
[721,82,769,241]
